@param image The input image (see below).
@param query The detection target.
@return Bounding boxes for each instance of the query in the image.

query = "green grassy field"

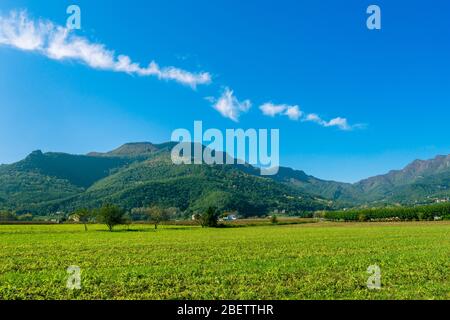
[0,221,449,300]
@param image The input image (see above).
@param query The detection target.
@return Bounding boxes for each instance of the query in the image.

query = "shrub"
[200,207,220,228]
[358,213,367,222]
[270,215,278,224]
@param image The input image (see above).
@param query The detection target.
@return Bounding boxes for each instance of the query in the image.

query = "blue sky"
[0,0,449,182]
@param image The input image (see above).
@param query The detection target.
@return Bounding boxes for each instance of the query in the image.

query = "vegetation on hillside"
[1,143,450,218]
[0,147,328,216]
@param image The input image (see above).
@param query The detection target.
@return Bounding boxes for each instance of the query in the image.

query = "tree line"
[3,202,450,228]
[322,203,450,222]
[1,204,231,230]
[69,204,222,231]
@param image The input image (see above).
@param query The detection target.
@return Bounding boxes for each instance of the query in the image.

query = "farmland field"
[0,221,449,300]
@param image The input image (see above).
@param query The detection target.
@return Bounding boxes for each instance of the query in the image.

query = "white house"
[223,214,237,221]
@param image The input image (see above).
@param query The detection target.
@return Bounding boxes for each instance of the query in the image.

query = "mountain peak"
[356,153,450,200]
[403,154,450,174]
[88,142,160,158]
[29,150,44,157]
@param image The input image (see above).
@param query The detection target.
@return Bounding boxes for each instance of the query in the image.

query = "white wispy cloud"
[1,10,364,128]
[0,11,211,88]
[285,106,302,120]
[259,103,303,121]
[304,113,355,130]
[260,101,361,130]
[209,88,251,122]
[260,103,288,117]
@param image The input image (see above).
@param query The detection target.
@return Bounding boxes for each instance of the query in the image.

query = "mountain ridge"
[0,143,330,215]
[1,142,449,215]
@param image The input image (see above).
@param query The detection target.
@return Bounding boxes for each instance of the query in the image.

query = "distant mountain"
[268,166,361,204]
[238,154,450,205]
[0,143,449,215]
[274,154,450,205]
[352,155,450,204]
[0,143,330,216]
[358,155,450,189]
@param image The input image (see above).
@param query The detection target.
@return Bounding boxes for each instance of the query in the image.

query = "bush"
[270,215,278,224]
[200,207,220,228]
[358,213,367,222]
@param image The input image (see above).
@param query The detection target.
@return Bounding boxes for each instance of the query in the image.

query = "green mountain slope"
[1,143,449,214]
[267,167,360,204]
[0,143,329,216]
[0,150,131,212]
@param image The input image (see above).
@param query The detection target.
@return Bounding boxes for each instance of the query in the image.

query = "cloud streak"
[0,10,363,129]
[304,113,353,130]
[259,103,302,121]
[0,11,211,88]
[260,102,361,131]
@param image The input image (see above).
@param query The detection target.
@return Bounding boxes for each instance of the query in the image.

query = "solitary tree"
[144,206,171,230]
[97,204,126,232]
[72,208,92,231]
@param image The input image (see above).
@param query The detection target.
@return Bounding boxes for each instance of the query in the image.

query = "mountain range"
[0,142,449,216]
